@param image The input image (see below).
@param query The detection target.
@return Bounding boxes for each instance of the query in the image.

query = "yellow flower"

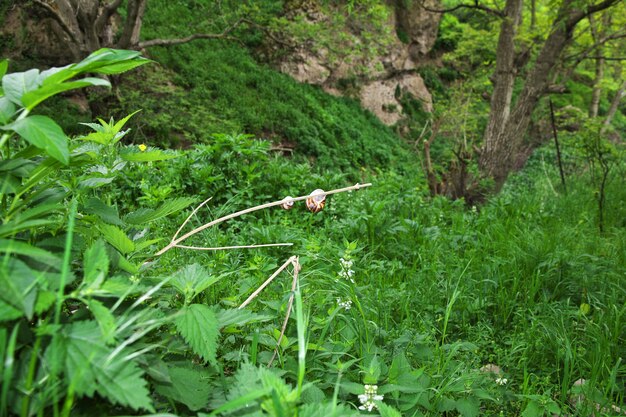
[138,144,147,152]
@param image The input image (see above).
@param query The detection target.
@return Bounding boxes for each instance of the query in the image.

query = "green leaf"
[120,148,179,162]
[125,197,196,224]
[153,364,211,411]
[0,300,22,322]
[0,59,7,79]
[0,97,16,124]
[0,238,61,268]
[4,115,69,164]
[216,308,273,328]
[78,176,115,188]
[21,77,110,110]
[456,397,480,417]
[34,290,56,315]
[0,218,59,238]
[175,304,219,364]
[72,49,150,75]
[2,68,40,105]
[377,402,403,417]
[88,299,116,345]
[170,264,220,302]
[521,400,543,417]
[98,224,135,254]
[83,239,109,289]
[64,321,154,411]
[84,198,124,226]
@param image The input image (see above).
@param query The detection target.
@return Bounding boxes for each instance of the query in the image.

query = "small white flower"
[358,383,383,412]
[495,377,508,385]
[336,298,352,310]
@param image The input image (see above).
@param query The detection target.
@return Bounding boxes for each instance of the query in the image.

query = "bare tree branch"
[418,0,505,18]
[32,0,80,46]
[138,17,245,48]
[95,0,124,34]
[564,31,626,61]
[566,0,622,29]
[138,32,241,48]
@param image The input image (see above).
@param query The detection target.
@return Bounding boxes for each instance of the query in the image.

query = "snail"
[306,189,326,213]
[280,196,294,210]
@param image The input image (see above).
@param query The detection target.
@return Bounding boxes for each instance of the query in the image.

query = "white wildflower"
[358,384,383,412]
[337,298,352,310]
[338,257,356,283]
[495,377,508,385]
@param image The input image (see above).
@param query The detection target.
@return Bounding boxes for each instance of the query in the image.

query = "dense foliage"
[1,1,625,416]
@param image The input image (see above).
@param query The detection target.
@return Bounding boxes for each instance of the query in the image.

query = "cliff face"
[277,1,442,125]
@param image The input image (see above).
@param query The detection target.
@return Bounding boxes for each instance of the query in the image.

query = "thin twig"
[174,243,293,251]
[268,257,300,367]
[154,183,372,257]
[238,256,297,309]
[173,197,212,240]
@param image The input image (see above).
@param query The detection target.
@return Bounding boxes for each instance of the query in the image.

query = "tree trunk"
[588,13,608,118]
[603,78,626,131]
[589,56,605,117]
[118,0,148,49]
[479,0,523,183]
[479,0,621,189]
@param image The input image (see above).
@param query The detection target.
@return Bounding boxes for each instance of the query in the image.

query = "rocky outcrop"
[276,1,441,126]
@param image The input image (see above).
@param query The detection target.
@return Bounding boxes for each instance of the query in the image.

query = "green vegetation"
[0,0,625,416]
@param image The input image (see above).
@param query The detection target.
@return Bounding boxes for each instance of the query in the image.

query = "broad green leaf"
[0,217,59,238]
[0,238,60,269]
[120,148,179,162]
[133,238,162,252]
[34,290,56,315]
[71,49,149,75]
[0,60,7,79]
[64,321,154,411]
[98,224,135,254]
[205,388,270,417]
[21,77,110,110]
[2,68,40,105]
[377,402,403,417]
[170,264,220,302]
[9,202,63,223]
[175,304,219,364]
[0,300,22,322]
[216,308,273,328]
[84,197,124,226]
[456,397,480,417]
[0,97,16,124]
[125,197,196,224]
[521,400,543,417]
[4,115,69,164]
[0,173,20,194]
[78,176,115,188]
[84,239,109,289]
[299,403,360,417]
[87,299,116,345]
[153,364,211,411]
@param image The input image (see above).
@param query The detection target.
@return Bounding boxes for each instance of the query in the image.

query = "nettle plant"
[0,50,210,416]
[0,50,399,417]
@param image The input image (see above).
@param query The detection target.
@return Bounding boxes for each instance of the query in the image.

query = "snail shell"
[280,196,294,210]
[306,189,326,213]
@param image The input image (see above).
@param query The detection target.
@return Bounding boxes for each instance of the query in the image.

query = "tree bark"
[603,78,626,131]
[479,0,523,183]
[588,13,609,118]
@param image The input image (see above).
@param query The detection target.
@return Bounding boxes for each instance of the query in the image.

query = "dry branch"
[154,183,372,257]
